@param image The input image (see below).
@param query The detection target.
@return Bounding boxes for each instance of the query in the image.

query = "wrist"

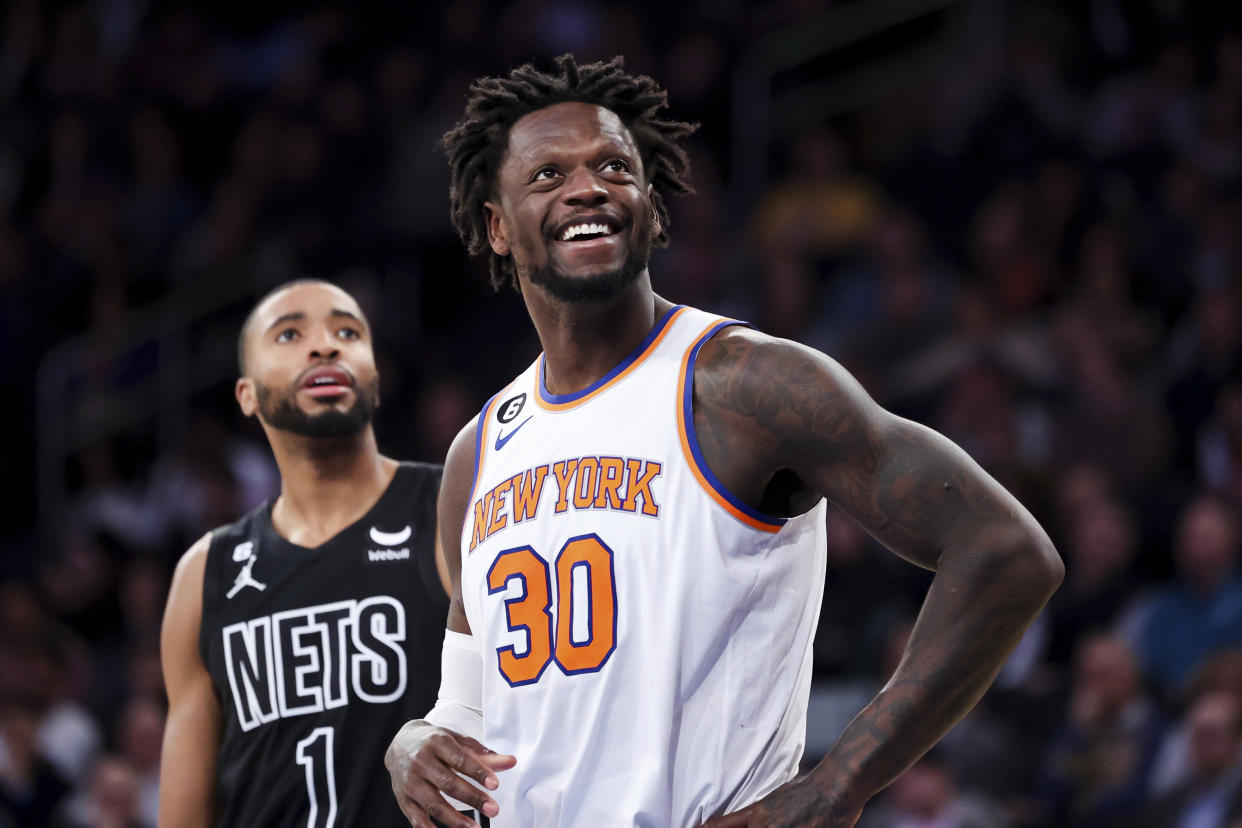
[807,752,872,815]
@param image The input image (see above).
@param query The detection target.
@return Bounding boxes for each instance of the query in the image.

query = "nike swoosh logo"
[494,416,533,451]
[369,525,412,546]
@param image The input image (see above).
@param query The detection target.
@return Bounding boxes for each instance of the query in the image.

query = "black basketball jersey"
[200,461,448,828]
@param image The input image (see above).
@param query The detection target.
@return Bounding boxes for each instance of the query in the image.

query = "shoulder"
[207,500,269,546]
[397,459,445,482]
[393,459,446,504]
[695,326,855,393]
[163,532,213,649]
[693,325,881,436]
[441,417,481,508]
[438,417,482,571]
[172,531,213,585]
[688,324,896,501]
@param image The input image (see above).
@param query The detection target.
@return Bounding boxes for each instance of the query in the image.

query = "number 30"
[486,534,617,686]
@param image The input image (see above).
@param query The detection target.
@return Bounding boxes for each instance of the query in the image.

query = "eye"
[337,327,361,340]
[532,166,560,182]
[275,328,299,343]
[603,159,632,174]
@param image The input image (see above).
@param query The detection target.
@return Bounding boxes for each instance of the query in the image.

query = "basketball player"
[159,280,470,827]
[385,57,1064,828]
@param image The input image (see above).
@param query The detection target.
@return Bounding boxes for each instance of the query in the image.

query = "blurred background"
[4,0,1242,825]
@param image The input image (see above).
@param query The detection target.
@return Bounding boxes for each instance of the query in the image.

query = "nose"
[561,166,608,206]
[307,328,339,361]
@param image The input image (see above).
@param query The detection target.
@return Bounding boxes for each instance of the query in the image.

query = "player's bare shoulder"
[691,326,886,502]
[175,530,213,576]
[439,418,481,560]
[694,327,878,443]
[165,533,212,634]
[161,532,213,693]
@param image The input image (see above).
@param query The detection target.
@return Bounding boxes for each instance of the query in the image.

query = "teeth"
[312,377,339,386]
[560,222,613,241]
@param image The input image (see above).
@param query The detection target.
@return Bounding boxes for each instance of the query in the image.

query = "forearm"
[160,538,218,828]
[158,710,219,828]
[810,530,1062,811]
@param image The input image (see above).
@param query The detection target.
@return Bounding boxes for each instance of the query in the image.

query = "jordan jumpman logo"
[227,544,267,599]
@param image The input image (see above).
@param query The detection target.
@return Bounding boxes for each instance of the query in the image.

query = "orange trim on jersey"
[466,387,510,509]
[534,306,690,412]
[676,320,787,534]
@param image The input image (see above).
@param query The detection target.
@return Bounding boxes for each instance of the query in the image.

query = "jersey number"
[487,534,616,685]
[296,727,337,828]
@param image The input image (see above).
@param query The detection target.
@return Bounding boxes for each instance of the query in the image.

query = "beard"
[525,226,652,303]
[256,377,377,438]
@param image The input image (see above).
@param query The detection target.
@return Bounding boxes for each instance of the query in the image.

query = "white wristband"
[424,629,484,742]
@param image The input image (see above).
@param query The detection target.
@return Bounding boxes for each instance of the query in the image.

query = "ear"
[483,201,510,256]
[647,184,662,237]
[236,377,258,418]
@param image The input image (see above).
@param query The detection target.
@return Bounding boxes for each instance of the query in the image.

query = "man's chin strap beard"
[256,381,377,439]
[525,252,649,304]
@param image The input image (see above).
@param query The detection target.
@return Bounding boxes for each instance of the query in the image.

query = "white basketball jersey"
[460,305,827,827]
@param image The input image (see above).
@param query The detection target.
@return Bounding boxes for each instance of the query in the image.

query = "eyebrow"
[264,309,366,332]
[524,138,638,168]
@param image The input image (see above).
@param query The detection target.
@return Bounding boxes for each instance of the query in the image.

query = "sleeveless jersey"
[200,461,447,828]
[460,306,828,827]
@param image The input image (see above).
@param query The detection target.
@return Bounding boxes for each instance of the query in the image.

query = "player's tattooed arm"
[693,329,1063,827]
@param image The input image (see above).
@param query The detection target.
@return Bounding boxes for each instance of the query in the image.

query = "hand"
[385,719,516,828]
[698,777,863,828]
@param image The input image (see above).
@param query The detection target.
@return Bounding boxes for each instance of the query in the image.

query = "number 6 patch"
[496,393,527,424]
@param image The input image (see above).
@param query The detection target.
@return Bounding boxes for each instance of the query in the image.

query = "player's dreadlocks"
[442,54,698,291]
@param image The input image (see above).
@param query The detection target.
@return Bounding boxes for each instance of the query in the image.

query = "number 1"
[296,727,337,828]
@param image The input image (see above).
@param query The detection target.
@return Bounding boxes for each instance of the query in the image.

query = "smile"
[559,222,618,242]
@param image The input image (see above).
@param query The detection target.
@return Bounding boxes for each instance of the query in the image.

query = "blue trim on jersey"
[537,304,686,405]
[682,320,789,528]
[469,391,502,500]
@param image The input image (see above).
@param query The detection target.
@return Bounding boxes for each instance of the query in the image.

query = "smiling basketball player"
[385,57,1063,828]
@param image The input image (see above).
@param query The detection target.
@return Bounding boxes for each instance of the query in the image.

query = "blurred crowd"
[3,1,1242,826]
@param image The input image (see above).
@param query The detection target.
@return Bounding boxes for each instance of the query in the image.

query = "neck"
[522,272,675,395]
[265,427,396,547]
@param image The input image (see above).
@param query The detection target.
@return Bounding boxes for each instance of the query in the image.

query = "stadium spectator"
[1037,634,1165,826]
[1137,691,1242,828]
[859,753,1009,828]
[1129,495,1242,697]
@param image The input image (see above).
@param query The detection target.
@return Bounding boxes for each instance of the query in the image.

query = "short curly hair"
[442,54,698,291]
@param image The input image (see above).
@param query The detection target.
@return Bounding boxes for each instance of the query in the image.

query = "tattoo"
[691,328,1061,809]
[693,330,880,519]
[694,329,1008,567]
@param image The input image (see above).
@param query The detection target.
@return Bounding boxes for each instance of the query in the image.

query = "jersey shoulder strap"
[198,503,270,665]
[389,460,447,607]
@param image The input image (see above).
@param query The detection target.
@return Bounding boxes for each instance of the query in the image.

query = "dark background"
[4,1,1242,825]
